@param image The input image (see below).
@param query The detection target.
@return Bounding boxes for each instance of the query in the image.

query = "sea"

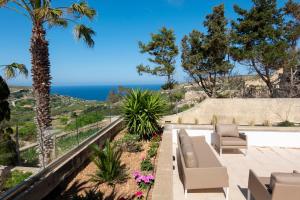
[51,85,161,101]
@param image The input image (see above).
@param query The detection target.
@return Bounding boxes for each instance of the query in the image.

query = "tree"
[1,0,96,167]
[137,27,179,90]
[0,62,27,165]
[278,0,300,97]
[181,4,232,97]
[231,0,288,97]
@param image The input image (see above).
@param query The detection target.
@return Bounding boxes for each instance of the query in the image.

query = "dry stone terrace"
[152,125,300,200]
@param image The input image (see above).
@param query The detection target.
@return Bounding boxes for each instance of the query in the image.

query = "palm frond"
[74,24,95,47]
[48,17,68,28]
[0,0,9,7]
[69,1,96,20]
[3,63,28,79]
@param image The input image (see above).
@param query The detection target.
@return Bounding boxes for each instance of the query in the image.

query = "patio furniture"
[247,169,300,200]
[177,129,229,199]
[212,124,248,155]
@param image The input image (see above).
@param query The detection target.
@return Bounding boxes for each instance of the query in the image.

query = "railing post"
[15,122,20,165]
[76,115,79,146]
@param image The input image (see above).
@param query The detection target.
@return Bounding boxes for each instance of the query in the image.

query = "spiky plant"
[90,140,127,187]
[122,90,167,140]
[0,0,96,167]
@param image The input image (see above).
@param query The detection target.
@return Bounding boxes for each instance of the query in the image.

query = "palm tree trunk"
[30,23,53,167]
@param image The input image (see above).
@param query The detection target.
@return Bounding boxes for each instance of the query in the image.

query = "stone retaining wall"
[163,98,300,125]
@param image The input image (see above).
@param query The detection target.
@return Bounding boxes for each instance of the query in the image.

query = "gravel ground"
[65,129,157,199]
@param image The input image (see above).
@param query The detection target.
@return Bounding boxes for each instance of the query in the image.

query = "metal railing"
[0,117,124,200]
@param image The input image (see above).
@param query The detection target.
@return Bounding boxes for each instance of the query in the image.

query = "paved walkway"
[173,142,300,200]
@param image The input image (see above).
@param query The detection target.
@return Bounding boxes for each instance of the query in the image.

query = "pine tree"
[279,0,300,97]
[181,4,232,97]
[231,0,288,97]
[137,27,178,90]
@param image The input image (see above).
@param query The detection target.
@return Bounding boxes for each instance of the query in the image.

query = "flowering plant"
[135,191,143,199]
[133,171,155,190]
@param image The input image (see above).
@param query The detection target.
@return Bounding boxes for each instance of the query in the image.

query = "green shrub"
[56,129,98,156]
[178,104,193,113]
[72,189,104,200]
[169,90,185,102]
[122,90,166,140]
[20,147,39,167]
[65,111,104,131]
[161,81,176,90]
[147,138,160,158]
[140,157,154,171]
[277,120,295,127]
[4,170,32,190]
[59,116,69,125]
[90,140,128,186]
[0,131,18,166]
[117,134,143,153]
[19,121,36,141]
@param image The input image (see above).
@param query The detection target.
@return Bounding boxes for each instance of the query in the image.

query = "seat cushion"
[216,124,239,137]
[221,137,247,146]
[270,172,300,191]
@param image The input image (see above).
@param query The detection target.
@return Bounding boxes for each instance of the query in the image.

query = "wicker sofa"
[177,129,229,199]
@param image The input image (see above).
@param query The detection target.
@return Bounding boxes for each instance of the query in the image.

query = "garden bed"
[64,129,161,199]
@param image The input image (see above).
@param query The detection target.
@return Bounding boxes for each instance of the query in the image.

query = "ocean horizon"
[50,84,161,101]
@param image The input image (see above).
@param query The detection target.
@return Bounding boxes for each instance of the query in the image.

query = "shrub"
[161,81,176,90]
[0,130,18,166]
[140,157,153,171]
[263,120,271,126]
[59,116,69,125]
[122,90,166,140]
[65,111,104,131]
[169,89,185,102]
[90,140,127,186]
[277,120,295,127]
[19,121,36,141]
[117,134,143,153]
[4,170,32,190]
[72,189,104,200]
[211,115,218,126]
[147,137,160,158]
[20,147,39,167]
[177,117,182,124]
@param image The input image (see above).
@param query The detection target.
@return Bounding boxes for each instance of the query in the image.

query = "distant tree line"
[137,0,300,98]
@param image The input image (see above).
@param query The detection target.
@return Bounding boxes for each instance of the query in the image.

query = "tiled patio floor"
[173,141,300,200]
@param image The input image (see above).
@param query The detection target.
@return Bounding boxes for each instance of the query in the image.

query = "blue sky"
[0,0,289,86]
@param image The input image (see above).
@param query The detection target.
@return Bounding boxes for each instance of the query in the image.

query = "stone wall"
[162,98,300,126]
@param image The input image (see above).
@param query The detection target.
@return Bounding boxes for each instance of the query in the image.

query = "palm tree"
[0,0,96,167]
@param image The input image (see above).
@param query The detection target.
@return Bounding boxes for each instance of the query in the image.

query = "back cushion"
[216,124,239,137]
[270,172,300,191]
[178,129,198,168]
[178,129,189,141]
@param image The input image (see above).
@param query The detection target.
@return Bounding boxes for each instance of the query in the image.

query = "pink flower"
[133,171,141,179]
[148,174,155,180]
[135,191,143,198]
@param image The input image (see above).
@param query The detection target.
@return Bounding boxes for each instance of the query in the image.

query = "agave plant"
[90,140,127,187]
[122,90,166,139]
